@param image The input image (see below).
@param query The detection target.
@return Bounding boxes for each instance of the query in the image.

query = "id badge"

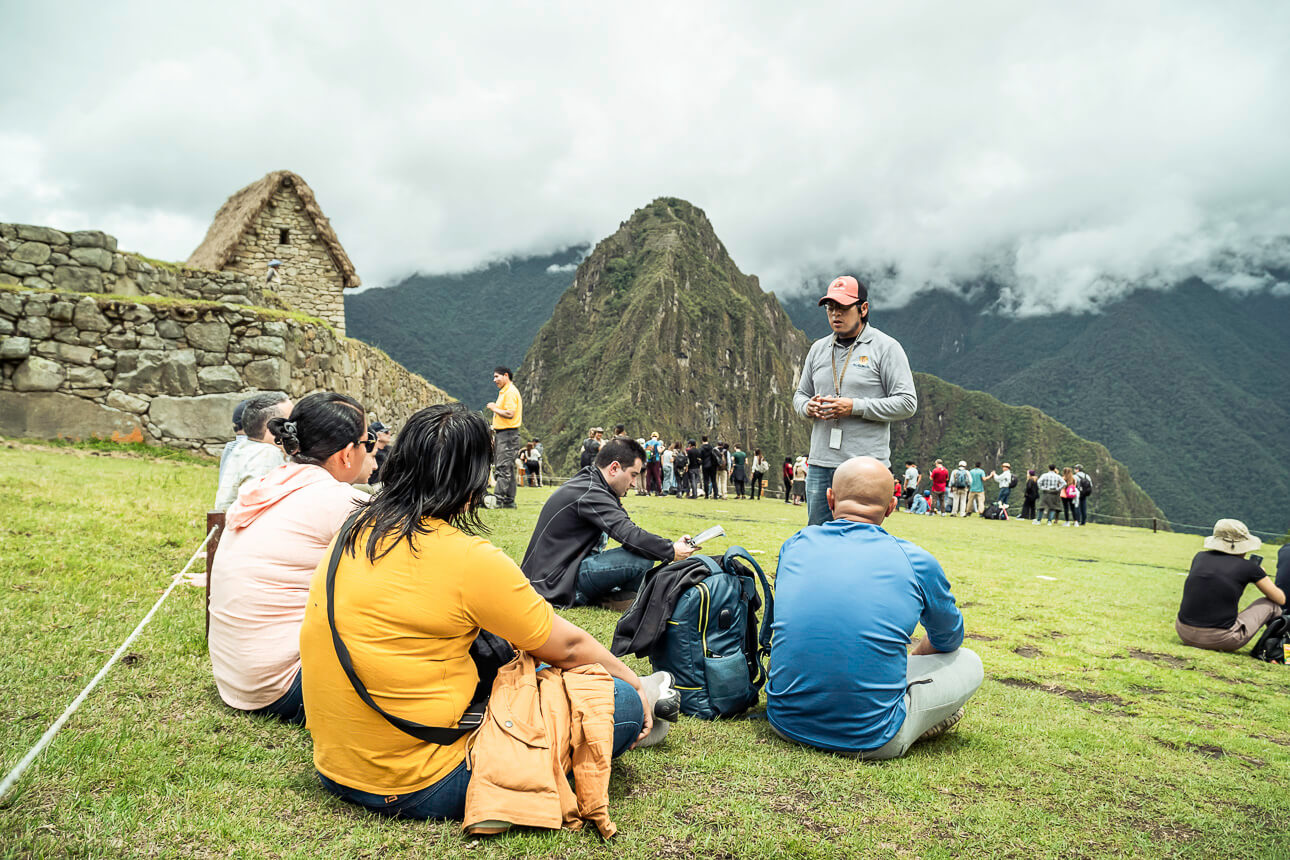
[828,426,843,449]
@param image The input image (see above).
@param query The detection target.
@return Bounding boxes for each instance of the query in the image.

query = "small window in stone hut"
[279,228,290,245]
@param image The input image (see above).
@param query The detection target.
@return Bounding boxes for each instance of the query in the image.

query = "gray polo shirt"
[792,323,917,468]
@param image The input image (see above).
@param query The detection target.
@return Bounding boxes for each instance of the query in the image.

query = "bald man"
[767,456,983,759]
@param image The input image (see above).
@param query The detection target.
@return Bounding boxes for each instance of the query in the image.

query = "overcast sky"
[4,1,1289,314]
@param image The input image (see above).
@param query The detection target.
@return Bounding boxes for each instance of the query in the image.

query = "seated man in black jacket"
[522,437,695,609]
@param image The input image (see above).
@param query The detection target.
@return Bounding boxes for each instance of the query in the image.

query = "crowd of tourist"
[885,459,1095,525]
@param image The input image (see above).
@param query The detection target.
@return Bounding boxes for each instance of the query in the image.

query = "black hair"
[701,435,708,442]
[688,439,696,446]
[614,424,626,435]
[1048,464,1057,471]
[596,436,646,470]
[493,366,513,379]
[242,392,289,440]
[267,392,364,465]
[975,461,982,468]
[344,403,493,563]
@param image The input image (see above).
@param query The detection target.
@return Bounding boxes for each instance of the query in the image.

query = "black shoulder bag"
[325,511,516,744]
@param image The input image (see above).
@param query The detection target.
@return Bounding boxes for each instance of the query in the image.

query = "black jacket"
[611,557,712,658]
[700,443,716,470]
[521,466,675,607]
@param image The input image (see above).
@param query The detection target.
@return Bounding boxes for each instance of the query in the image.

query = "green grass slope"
[1,443,1285,858]
[896,373,1164,522]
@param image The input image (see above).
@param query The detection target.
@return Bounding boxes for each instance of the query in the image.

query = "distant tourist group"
[576,427,773,501]
[889,459,1094,526]
[198,274,1281,837]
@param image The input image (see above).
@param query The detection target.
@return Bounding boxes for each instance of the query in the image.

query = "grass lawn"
[0,441,1286,859]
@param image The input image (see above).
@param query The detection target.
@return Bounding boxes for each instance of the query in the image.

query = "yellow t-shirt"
[493,382,522,430]
[299,521,553,794]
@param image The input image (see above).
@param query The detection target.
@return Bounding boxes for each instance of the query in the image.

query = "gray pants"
[1175,598,1283,652]
[493,428,520,505]
[771,647,984,760]
[860,648,984,760]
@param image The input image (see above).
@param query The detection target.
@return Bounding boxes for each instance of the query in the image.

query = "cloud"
[1,1,1288,315]
[546,263,578,274]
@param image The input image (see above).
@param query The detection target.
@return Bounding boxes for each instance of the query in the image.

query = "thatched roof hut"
[187,170,360,289]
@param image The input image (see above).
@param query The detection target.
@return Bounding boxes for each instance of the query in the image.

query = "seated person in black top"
[1176,519,1285,652]
[521,437,695,610]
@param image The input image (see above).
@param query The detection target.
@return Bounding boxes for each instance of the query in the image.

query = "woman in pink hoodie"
[208,392,373,723]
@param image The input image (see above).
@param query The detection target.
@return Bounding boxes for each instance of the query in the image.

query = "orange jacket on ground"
[463,652,617,838]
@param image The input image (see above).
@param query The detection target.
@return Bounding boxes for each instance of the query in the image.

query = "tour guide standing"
[521,437,695,609]
[767,456,983,758]
[486,366,522,509]
[793,275,917,526]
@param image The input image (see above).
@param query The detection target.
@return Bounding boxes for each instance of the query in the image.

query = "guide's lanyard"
[830,337,858,405]
[828,336,858,448]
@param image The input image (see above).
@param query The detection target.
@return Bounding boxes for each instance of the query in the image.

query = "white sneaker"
[641,671,680,723]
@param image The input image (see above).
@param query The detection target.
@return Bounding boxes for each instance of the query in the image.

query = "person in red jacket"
[929,459,950,516]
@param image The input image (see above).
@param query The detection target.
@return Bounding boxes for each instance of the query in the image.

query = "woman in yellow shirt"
[299,403,668,821]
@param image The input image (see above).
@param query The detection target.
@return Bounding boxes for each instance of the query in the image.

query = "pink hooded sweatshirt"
[209,464,367,710]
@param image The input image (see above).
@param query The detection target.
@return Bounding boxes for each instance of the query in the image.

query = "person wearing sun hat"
[1175,519,1285,652]
[792,275,917,527]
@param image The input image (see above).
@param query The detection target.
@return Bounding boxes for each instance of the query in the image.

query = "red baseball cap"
[818,275,868,306]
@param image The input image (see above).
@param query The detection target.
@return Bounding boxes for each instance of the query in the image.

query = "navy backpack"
[648,547,774,720]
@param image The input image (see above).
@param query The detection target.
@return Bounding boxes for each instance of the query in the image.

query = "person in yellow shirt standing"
[486,366,523,509]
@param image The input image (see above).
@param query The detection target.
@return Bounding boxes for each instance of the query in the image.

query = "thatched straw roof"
[186,170,361,288]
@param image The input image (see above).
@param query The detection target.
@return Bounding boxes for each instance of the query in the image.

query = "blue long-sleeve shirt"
[768,520,964,752]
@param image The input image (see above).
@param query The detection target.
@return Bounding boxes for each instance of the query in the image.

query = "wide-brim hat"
[1202,519,1261,555]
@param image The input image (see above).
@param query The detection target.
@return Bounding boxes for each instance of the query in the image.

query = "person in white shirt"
[217,398,251,485]
[214,393,292,512]
[986,463,1014,510]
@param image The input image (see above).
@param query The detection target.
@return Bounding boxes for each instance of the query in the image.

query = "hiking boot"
[641,671,680,723]
[918,706,965,742]
[598,591,638,612]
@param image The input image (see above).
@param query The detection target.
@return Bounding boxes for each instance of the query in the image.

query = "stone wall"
[0,286,453,455]
[219,183,349,333]
[0,223,274,308]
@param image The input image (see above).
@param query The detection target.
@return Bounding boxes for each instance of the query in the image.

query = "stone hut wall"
[0,286,452,455]
[218,183,349,333]
[0,223,273,308]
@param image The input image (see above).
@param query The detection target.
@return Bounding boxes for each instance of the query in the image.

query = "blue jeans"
[805,465,837,527]
[247,668,305,725]
[574,544,655,606]
[998,487,1012,506]
[318,677,645,820]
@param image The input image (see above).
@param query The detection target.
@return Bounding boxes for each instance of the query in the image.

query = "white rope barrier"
[0,525,219,805]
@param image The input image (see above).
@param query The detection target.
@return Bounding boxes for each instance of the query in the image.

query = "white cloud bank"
[2,1,1288,315]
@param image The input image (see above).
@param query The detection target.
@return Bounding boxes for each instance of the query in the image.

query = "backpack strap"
[326,511,488,745]
[720,546,775,691]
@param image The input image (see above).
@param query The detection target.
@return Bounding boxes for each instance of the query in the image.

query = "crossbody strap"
[326,512,485,745]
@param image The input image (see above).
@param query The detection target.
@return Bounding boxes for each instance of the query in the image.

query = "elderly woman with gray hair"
[1175,519,1285,652]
